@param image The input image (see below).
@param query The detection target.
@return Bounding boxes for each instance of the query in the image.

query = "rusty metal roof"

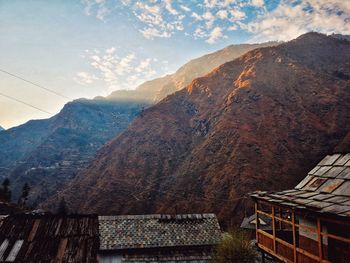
[251,153,350,218]
[98,214,222,250]
[0,214,99,263]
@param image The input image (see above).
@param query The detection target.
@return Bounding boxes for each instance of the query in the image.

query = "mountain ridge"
[1,41,278,207]
[48,32,350,225]
[106,42,279,102]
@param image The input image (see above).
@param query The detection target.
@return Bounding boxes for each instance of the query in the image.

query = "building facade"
[251,153,350,263]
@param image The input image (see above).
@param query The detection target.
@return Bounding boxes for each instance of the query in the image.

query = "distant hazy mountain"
[2,41,278,207]
[0,126,4,132]
[1,99,147,205]
[107,42,278,102]
[52,33,350,225]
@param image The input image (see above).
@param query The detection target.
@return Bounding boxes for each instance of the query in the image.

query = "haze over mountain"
[48,33,350,224]
[0,42,276,206]
[105,42,278,102]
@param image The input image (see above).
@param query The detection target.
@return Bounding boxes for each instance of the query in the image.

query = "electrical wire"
[0,92,53,115]
[0,68,72,100]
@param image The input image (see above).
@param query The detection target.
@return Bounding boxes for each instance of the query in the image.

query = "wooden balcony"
[255,201,350,263]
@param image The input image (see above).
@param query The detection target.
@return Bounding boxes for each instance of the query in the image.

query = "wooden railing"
[255,201,350,263]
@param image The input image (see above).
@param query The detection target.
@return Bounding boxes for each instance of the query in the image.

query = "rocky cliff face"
[51,33,350,225]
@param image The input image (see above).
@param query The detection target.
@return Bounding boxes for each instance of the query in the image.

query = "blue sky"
[0,0,349,128]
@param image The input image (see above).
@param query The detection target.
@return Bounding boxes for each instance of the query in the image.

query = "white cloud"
[74,71,98,85]
[165,0,178,15]
[191,12,203,21]
[230,9,246,21]
[130,1,184,39]
[76,48,161,91]
[244,0,350,42]
[194,27,207,38]
[139,27,172,39]
[217,10,228,19]
[81,0,350,45]
[250,0,264,8]
[206,26,224,44]
[82,0,111,21]
[180,5,191,12]
[202,11,215,29]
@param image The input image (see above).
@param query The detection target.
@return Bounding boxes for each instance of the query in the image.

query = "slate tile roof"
[251,153,350,218]
[98,214,222,250]
[0,214,99,263]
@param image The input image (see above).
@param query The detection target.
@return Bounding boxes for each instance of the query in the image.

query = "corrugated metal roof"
[98,214,222,250]
[251,153,350,218]
[0,214,99,263]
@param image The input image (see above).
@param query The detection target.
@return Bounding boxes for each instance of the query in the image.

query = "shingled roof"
[251,153,350,218]
[0,214,99,263]
[98,214,222,250]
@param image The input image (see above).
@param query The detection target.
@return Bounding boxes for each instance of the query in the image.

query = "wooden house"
[97,214,222,263]
[0,214,99,262]
[251,153,350,263]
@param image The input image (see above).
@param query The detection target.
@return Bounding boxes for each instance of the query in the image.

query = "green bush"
[213,229,257,263]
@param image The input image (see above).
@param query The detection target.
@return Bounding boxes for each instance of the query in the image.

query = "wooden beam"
[257,200,350,227]
[317,218,323,261]
[291,209,297,263]
[257,243,293,263]
[321,231,350,244]
[256,201,259,243]
[272,206,276,253]
[295,247,331,263]
[257,210,319,234]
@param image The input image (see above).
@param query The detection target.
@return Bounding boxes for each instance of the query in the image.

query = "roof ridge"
[98,213,216,220]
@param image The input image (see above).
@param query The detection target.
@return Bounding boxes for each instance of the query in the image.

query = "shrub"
[213,229,257,263]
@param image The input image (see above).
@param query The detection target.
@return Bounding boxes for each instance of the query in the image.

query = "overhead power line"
[0,92,53,115]
[0,68,72,100]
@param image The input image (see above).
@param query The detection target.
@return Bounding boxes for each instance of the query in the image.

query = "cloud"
[81,0,350,45]
[191,12,203,21]
[250,0,264,8]
[164,0,178,15]
[139,27,172,39]
[76,48,161,91]
[243,0,350,42]
[130,1,184,39]
[206,26,224,44]
[82,0,111,21]
[217,10,228,19]
[230,9,246,21]
[74,71,98,85]
[180,5,191,12]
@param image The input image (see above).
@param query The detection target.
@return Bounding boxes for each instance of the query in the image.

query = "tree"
[0,178,11,202]
[213,229,257,263]
[18,183,30,206]
[57,198,68,215]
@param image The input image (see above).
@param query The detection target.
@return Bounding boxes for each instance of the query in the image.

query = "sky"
[0,0,349,129]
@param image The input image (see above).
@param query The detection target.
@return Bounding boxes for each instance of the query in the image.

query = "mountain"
[106,42,278,102]
[1,41,277,207]
[0,99,146,205]
[0,126,4,132]
[50,33,350,225]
